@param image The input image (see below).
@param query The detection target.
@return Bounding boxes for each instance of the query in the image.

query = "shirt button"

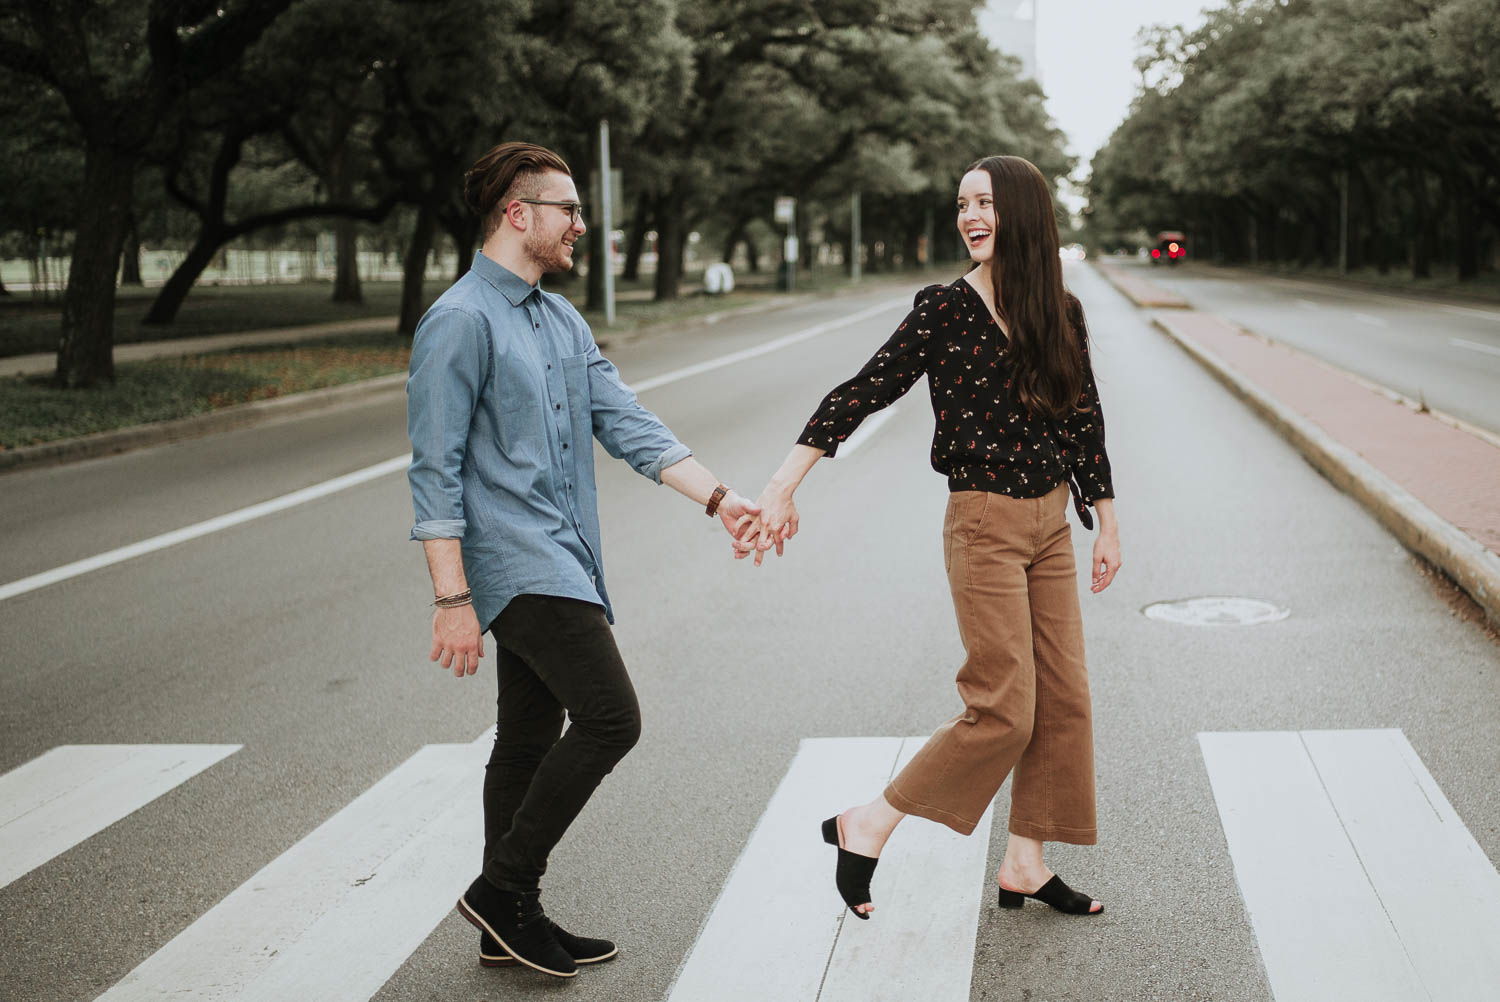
[555,403,561,410]
[562,443,569,450]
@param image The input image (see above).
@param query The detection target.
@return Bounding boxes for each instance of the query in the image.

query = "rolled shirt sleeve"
[585,341,692,483]
[406,306,491,540]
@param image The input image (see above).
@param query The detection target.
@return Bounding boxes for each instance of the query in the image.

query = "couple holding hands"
[406,142,1120,979]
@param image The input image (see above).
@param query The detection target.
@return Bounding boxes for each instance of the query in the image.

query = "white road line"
[1352,312,1388,327]
[1296,299,1321,311]
[666,735,993,1002]
[1450,337,1500,358]
[6,297,912,604]
[838,406,900,457]
[0,456,411,603]
[633,296,910,393]
[96,732,490,1002]
[0,744,240,889]
[1199,729,1500,1002]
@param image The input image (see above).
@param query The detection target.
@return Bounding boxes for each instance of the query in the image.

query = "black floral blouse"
[796,276,1114,528]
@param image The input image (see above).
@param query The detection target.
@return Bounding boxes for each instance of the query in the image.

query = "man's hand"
[716,490,761,544]
[431,604,484,677]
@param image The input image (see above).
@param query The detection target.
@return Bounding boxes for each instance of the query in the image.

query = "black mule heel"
[996,874,1102,915]
[821,815,878,920]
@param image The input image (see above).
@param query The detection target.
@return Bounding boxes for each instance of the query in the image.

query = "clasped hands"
[722,482,797,566]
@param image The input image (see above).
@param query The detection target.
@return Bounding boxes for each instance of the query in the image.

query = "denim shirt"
[407,252,692,628]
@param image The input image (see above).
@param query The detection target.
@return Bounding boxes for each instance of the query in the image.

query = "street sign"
[774,196,796,224]
[783,236,799,264]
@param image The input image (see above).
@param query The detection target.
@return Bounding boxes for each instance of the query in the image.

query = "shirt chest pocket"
[558,352,593,442]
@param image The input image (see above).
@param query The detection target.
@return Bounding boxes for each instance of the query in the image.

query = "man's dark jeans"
[482,594,641,893]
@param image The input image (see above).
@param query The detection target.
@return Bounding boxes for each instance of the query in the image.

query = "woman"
[749,155,1120,919]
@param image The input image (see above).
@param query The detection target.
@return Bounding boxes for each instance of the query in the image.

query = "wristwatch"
[706,484,729,517]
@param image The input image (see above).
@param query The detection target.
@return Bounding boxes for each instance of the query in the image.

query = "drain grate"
[1142,596,1290,626]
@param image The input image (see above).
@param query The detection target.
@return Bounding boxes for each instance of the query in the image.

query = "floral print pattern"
[796,277,1113,527]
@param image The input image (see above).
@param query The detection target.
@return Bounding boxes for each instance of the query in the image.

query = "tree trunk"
[1455,182,1480,281]
[400,203,437,336]
[56,144,138,388]
[120,217,143,286]
[0,269,8,296]
[145,225,231,324]
[332,217,362,302]
[653,196,684,301]
[1409,169,1432,279]
[744,230,760,272]
[622,193,652,281]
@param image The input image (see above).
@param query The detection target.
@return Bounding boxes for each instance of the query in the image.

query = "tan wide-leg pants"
[884,483,1097,844]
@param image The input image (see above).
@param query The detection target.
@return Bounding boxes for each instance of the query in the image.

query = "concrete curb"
[0,373,407,474]
[1151,313,1500,627]
[1092,262,1191,309]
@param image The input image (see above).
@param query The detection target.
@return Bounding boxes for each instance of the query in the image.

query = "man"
[406,142,762,979]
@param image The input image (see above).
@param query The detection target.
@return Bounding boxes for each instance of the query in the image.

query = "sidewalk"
[0,317,396,378]
[1094,261,1500,626]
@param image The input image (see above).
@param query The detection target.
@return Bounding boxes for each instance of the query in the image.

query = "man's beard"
[525,228,572,274]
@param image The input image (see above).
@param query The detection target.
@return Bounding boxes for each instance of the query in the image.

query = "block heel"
[821,815,879,920]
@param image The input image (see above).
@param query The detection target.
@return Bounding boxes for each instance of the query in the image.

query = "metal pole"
[851,192,862,282]
[599,119,616,327]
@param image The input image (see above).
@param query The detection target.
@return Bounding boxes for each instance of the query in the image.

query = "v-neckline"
[959,274,1009,339]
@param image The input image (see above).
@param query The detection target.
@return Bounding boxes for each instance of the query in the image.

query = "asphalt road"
[2,263,1497,1001]
[1118,258,1500,434]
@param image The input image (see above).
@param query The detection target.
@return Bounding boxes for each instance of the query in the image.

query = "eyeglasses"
[514,198,585,223]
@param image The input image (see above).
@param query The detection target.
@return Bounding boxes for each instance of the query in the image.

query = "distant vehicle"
[1151,231,1187,266]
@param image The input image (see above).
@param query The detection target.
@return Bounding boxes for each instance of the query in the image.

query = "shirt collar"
[470,251,539,306]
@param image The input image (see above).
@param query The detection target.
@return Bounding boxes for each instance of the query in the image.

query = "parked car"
[1151,231,1187,266]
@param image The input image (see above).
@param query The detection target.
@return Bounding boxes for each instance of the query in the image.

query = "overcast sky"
[991,0,1215,170]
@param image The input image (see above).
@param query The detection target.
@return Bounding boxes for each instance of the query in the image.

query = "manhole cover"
[1142,596,1290,626]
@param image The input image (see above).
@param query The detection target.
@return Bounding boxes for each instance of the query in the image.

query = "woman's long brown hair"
[968,155,1084,421]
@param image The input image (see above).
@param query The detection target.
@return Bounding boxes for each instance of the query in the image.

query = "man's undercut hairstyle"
[464,142,572,240]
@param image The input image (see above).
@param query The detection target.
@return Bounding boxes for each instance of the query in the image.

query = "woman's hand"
[1089,529,1121,593]
[755,483,799,560]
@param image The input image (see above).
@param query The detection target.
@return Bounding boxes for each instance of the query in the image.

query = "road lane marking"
[5,297,913,604]
[666,736,993,1002]
[633,296,911,393]
[1449,337,1500,358]
[1353,312,1388,327]
[0,744,240,889]
[838,406,900,457]
[95,732,490,1002]
[1296,299,1321,311]
[1199,729,1500,1001]
[0,456,412,603]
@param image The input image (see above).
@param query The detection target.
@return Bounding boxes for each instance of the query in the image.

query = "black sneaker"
[456,876,577,978]
[480,921,617,967]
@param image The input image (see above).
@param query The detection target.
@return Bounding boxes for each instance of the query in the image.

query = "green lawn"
[0,269,919,451]
[0,333,411,449]
[0,267,872,358]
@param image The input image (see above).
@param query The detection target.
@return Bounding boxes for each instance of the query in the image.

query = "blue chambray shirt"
[406,252,692,629]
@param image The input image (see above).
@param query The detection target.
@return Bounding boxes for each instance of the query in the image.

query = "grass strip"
[0,334,410,450]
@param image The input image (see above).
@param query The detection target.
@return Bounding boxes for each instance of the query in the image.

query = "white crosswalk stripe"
[1200,728,1500,1002]
[666,736,994,1002]
[0,744,241,889]
[94,731,491,1002]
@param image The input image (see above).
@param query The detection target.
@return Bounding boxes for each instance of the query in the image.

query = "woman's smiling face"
[956,169,996,264]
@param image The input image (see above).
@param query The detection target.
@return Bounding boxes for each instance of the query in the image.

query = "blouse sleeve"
[1060,294,1114,504]
[796,285,946,457]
